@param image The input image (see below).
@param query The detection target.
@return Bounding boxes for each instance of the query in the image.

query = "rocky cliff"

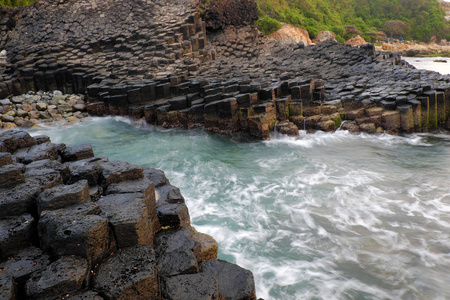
[0,0,448,139]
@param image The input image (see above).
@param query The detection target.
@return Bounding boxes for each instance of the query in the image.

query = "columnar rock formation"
[0,129,257,299]
[0,0,449,138]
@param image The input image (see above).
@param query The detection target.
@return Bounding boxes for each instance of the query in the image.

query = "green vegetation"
[256,0,450,42]
[255,15,283,35]
[0,0,36,7]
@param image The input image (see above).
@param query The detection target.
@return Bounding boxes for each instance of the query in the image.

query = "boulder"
[100,160,144,187]
[14,142,58,164]
[162,273,219,300]
[60,143,94,162]
[25,256,89,299]
[314,31,336,43]
[38,203,112,260]
[199,259,257,300]
[33,135,51,145]
[0,247,51,282]
[0,163,25,188]
[0,214,35,261]
[0,130,36,153]
[98,193,153,248]
[154,228,200,277]
[266,24,311,46]
[36,180,90,215]
[275,121,299,136]
[93,245,158,300]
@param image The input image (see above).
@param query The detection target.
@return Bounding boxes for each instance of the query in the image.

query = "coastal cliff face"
[0,0,448,139]
[0,129,257,299]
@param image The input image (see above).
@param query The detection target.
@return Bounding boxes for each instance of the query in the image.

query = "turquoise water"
[31,117,450,300]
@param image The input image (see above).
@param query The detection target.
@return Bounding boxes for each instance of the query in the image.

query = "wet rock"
[0,152,13,167]
[25,256,89,299]
[191,231,218,261]
[0,274,16,300]
[154,227,200,277]
[156,184,185,204]
[0,214,35,260]
[0,163,25,188]
[143,167,167,188]
[0,247,51,282]
[65,291,104,299]
[275,120,299,136]
[0,129,36,153]
[38,203,112,260]
[93,245,158,300]
[65,156,109,186]
[105,178,160,234]
[162,273,219,300]
[24,159,66,191]
[98,193,153,248]
[0,182,41,218]
[33,135,51,144]
[381,111,401,132]
[199,259,257,300]
[61,143,94,162]
[100,160,144,187]
[14,142,58,164]
[157,203,191,228]
[36,180,90,215]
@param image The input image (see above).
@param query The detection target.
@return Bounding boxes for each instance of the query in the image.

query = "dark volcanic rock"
[65,156,109,186]
[154,227,200,277]
[97,193,153,248]
[0,214,35,261]
[100,160,144,187]
[25,256,89,299]
[37,180,90,215]
[93,245,158,300]
[200,0,258,30]
[0,152,13,167]
[0,274,16,300]
[162,273,219,300]
[200,259,256,300]
[0,247,51,282]
[24,159,70,191]
[0,163,25,188]
[38,203,112,260]
[14,142,58,164]
[61,144,95,162]
[65,291,104,300]
[0,182,41,218]
[143,167,167,188]
[0,130,36,153]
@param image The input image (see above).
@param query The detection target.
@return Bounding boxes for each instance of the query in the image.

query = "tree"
[382,20,411,38]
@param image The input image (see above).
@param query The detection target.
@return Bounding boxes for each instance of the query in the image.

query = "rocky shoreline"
[0,129,256,299]
[0,91,90,129]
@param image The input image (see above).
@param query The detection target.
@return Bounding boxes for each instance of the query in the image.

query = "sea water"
[30,117,450,300]
[402,56,450,75]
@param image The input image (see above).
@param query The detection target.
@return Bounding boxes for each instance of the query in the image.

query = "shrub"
[256,15,282,35]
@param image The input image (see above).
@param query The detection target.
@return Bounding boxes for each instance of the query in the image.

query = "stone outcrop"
[0,0,449,140]
[266,23,312,46]
[0,129,256,300]
[199,0,258,31]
